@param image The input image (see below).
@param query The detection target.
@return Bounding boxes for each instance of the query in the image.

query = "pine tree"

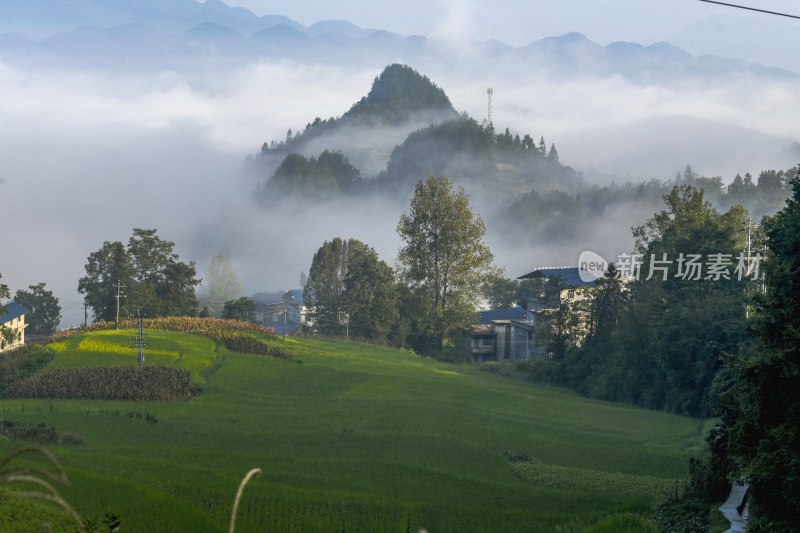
[546,143,559,163]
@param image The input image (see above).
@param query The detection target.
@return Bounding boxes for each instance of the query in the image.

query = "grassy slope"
[0,331,707,532]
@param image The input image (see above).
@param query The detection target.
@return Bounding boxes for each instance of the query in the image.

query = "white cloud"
[2,57,797,327]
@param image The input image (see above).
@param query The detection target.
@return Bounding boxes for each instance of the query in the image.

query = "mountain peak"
[344,64,455,122]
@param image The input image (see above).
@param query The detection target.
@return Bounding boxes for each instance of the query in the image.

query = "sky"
[223,0,799,49]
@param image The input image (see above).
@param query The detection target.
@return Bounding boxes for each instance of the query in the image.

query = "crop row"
[50,316,279,342]
[220,334,291,359]
[10,366,193,401]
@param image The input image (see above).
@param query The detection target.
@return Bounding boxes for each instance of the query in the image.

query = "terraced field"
[0,330,709,532]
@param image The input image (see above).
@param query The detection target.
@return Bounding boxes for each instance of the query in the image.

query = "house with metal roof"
[462,267,605,363]
[516,266,602,354]
[517,266,600,314]
[0,302,29,352]
[251,290,307,335]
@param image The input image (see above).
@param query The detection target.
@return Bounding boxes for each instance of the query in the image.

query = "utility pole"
[83,302,89,328]
[130,310,145,369]
[746,218,752,319]
[282,304,287,343]
[115,281,125,328]
[486,87,494,129]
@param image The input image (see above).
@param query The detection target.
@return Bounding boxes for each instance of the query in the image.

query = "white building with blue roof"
[0,301,29,351]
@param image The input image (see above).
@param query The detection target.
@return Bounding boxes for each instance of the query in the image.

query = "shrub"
[220,335,291,359]
[650,496,708,533]
[0,345,56,395]
[0,420,58,444]
[10,366,193,401]
[60,432,86,446]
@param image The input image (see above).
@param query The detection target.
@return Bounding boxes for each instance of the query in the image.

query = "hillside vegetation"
[0,329,707,532]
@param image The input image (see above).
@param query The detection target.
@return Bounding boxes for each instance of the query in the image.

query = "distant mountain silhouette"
[0,2,794,81]
[0,0,303,37]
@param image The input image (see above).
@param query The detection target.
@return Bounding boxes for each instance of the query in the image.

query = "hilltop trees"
[262,150,361,198]
[343,63,456,124]
[397,176,498,351]
[79,229,200,322]
[14,283,61,335]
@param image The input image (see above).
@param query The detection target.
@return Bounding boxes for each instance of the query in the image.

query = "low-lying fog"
[1,59,797,326]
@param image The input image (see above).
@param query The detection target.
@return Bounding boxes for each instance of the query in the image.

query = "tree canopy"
[0,273,8,315]
[199,254,243,314]
[222,297,256,323]
[261,150,361,199]
[723,168,800,531]
[14,282,61,336]
[78,228,200,322]
[397,176,498,351]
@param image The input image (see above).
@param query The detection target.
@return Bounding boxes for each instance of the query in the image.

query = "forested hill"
[255,63,579,202]
[342,64,456,123]
[259,63,457,158]
[376,116,581,195]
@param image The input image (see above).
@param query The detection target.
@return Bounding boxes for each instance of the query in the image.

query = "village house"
[251,290,307,335]
[0,302,29,352]
[461,307,542,363]
[462,267,602,363]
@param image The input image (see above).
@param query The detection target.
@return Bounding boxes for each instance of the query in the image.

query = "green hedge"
[11,366,193,401]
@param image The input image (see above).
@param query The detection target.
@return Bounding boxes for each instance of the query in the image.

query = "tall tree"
[200,254,242,313]
[587,263,626,348]
[725,169,800,532]
[78,241,135,323]
[304,238,368,336]
[14,283,61,336]
[397,176,498,351]
[610,186,750,415]
[79,229,200,322]
[342,245,398,342]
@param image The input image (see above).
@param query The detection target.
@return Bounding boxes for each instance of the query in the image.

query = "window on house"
[567,289,575,299]
[479,337,493,347]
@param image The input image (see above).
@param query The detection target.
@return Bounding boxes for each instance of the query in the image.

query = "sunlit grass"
[0,330,707,532]
[46,330,220,385]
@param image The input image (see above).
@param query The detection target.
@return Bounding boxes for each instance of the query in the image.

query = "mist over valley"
[1,0,797,329]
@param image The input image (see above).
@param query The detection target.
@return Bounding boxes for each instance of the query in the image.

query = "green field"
[0,330,708,532]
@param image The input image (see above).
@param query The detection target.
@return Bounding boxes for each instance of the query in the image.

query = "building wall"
[1,314,26,352]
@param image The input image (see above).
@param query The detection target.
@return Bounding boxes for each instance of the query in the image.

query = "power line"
[697,0,800,20]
